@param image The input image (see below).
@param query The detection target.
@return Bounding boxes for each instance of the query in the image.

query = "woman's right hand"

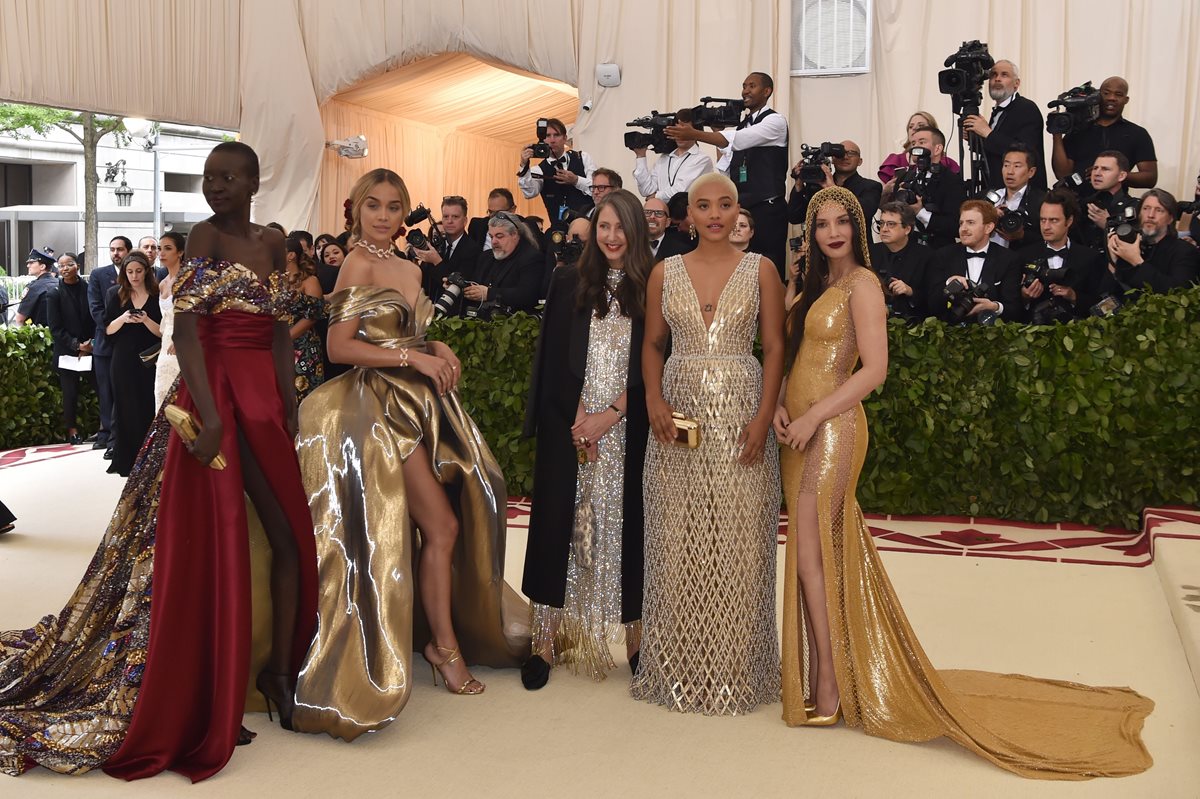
[411,351,455,396]
[772,404,791,438]
[187,419,224,467]
[647,395,676,445]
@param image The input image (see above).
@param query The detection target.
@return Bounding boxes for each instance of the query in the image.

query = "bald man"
[644,197,693,262]
[961,59,1047,192]
[1052,75,1157,191]
[787,139,882,238]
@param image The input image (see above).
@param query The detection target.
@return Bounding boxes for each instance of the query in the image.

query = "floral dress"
[268,271,328,401]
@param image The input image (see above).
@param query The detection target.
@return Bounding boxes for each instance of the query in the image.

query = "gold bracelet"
[399,347,409,367]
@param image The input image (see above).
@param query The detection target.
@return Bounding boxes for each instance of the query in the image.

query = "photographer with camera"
[540,215,591,296]
[1103,189,1200,300]
[1075,151,1135,252]
[518,118,597,231]
[928,200,1021,324]
[1052,77,1157,192]
[961,60,1047,192]
[631,108,715,202]
[461,211,543,318]
[988,144,1044,252]
[870,202,933,323]
[882,127,967,250]
[468,188,517,248]
[411,195,482,311]
[787,139,882,238]
[665,72,789,280]
[1020,190,1105,321]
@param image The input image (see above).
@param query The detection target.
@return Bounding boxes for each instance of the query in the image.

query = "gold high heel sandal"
[424,644,485,695]
[802,699,842,727]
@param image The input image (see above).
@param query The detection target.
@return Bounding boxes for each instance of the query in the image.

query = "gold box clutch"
[671,412,701,448]
[163,404,227,470]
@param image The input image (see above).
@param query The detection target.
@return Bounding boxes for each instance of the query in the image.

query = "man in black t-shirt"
[1051,76,1157,191]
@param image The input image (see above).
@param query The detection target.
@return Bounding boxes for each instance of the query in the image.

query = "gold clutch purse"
[671,412,701,448]
[163,404,227,470]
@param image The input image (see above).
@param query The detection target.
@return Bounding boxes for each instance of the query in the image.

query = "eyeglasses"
[840,150,861,158]
[590,184,614,193]
[873,219,903,231]
[643,209,667,218]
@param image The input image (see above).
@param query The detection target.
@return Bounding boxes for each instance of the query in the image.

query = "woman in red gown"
[0,142,318,782]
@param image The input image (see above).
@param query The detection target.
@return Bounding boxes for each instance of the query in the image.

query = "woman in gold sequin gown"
[775,186,1153,779]
[291,170,527,741]
[632,173,786,715]
[522,190,652,688]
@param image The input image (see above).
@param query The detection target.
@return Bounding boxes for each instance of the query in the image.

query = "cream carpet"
[2,445,1198,798]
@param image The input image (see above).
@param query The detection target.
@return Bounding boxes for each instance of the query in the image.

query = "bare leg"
[794,491,838,715]
[403,443,481,692]
[239,433,299,676]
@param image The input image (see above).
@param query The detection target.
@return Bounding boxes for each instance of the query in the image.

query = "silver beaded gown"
[631,252,781,715]
[531,268,634,679]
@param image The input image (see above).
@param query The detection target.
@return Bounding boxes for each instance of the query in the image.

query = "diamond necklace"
[355,239,394,260]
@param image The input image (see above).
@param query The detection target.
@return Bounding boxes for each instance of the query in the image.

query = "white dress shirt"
[634,143,714,201]
[725,105,789,151]
[989,92,1016,128]
[518,149,598,199]
[990,184,1027,248]
[952,245,1005,315]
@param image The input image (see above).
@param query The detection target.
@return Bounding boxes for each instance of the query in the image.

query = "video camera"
[1021,257,1074,325]
[944,278,998,325]
[624,111,677,153]
[792,142,846,186]
[403,203,446,258]
[893,147,940,206]
[528,118,552,159]
[690,97,745,129]
[548,229,585,266]
[1046,82,1101,135]
[939,40,994,118]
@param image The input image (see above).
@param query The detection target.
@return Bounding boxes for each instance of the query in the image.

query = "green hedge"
[0,325,99,448]
[6,289,1198,529]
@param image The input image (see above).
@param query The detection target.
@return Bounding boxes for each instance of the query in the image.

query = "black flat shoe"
[92,439,108,450]
[103,448,114,460]
[629,651,640,676]
[237,725,257,745]
[521,654,551,690]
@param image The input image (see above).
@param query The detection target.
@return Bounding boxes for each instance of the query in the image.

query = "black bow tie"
[989,105,1003,125]
[966,251,987,260]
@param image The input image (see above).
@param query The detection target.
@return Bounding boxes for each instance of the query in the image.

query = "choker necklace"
[356,239,394,260]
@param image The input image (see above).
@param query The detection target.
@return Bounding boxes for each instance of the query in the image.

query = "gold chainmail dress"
[291,285,529,741]
[632,252,782,715]
[779,186,1153,779]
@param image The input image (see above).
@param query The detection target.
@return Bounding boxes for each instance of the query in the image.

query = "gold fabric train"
[780,267,1153,780]
[291,285,528,741]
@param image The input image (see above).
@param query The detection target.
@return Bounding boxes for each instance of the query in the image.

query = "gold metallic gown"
[632,252,781,715]
[780,267,1153,779]
[292,286,528,741]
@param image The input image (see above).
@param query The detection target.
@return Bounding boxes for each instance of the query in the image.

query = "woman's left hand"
[736,414,772,465]
[570,411,616,450]
[783,413,819,451]
[429,341,462,390]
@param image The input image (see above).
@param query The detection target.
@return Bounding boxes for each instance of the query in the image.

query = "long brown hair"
[575,189,652,320]
[118,250,158,306]
[784,187,872,370]
[348,168,411,244]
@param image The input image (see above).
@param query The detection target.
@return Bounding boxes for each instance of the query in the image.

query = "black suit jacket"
[995,184,1046,253]
[928,243,1022,322]
[86,264,118,356]
[47,279,93,357]
[1106,235,1200,297]
[420,234,482,309]
[982,94,1048,191]
[1027,243,1107,318]
[870,239,933,321]
[898,165,966,251]
[651,229,695,263]
[471,238,543,313]
[467,216,490,245]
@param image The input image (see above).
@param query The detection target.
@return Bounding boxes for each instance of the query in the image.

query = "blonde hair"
[348,168,411,243]
[903,111,940,149]
[687,171,739,205]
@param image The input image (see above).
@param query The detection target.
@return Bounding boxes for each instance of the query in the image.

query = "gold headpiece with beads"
[802,186,872,270]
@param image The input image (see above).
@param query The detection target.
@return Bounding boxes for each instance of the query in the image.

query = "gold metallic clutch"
[163,404,227,470]
[671,412,701,448]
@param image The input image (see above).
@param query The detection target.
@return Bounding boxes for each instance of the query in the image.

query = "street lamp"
[124,117,161,234]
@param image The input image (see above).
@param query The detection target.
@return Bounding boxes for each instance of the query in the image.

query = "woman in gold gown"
[291,169,527,741]
[774,186,1153,779]
[633,173,785,715]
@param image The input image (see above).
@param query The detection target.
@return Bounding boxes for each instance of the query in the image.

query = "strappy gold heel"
[423,643,485,695]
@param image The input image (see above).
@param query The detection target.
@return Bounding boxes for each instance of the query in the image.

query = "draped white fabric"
[2,0,1197,232]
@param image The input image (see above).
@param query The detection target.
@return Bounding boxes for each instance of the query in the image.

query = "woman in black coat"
[47,254,96,444]
[521,189,652,689]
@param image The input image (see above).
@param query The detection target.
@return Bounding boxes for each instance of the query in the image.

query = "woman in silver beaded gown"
[633,173,786,715]
[522,190,653,688]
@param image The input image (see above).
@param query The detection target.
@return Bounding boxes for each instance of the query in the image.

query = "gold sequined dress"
[780,267,1153,779]
[291,285,528,741]
[631,252,781,715]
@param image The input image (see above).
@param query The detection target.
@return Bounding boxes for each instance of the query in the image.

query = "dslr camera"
[528,118,552,159]
[944,278,997,325]
[792,142,846,186]
[1046,82,1101,135]
[1021,257,1074,325]
[403,203,445,258]
[433,272,469,319]
[549,229,585,266]
[624,111,677,153]
[893,147,939,205]
[985,190,1032,237]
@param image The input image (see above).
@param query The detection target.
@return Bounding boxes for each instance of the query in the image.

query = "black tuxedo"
[469,237,543,314]
[896,165,967,251]
[870,239,933,322]
[994,183,1045,253]
[1024,242,1107,319]
[1072,188,1133,253]
[467,216,491,245]
[1104,234,1200,298]
[982,94,1047,191]
[651,229,694,263]
[420,233,481,311]
[928,243,1022,323]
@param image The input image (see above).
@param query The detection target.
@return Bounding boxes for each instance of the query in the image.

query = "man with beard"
[961,60,1047,191]
[1103,189,1199,299]
[463,212,543,316]
[1052,76,1157,191]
